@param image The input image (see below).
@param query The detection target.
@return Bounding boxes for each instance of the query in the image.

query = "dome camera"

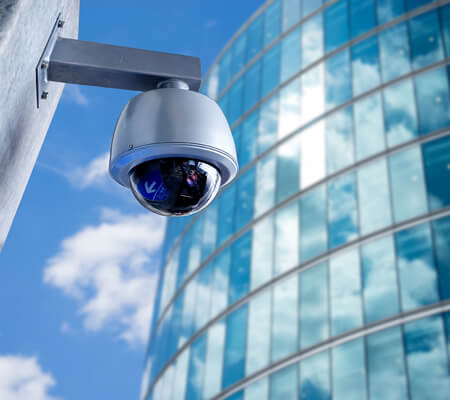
[109,80,239,217]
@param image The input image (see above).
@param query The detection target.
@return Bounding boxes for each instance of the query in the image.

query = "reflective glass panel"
[302,13,323,67]
[172,348,190,400]
[415,67,450,135]
[262,44,281,98]
[326,106,355,174]
[299,262,329,348]
[379,23,411,81]
[188,218,204,274]
[202,203,218,261]
[367,327,408,400]
[235,168,255,231]
[328,172,359,249]
[282,0,301,31]
[274,202,300,276]
[432,216,450,300]
[270,364,298,399]
[205,65,219,100]
[246,291,271,375]
[389,147,428,222]
[264,0,281,47]
[300,186,327,262]
[179,279,196,346]
[406,0,433,11]
[442,5,450,57]
[247,14,264,61]
[357,159,392,235]
[258,94,279,153]
[332,338,367,400]
[271,274,298,362]
[301,64,325,124]
[177,233,192,289]
[251,216,274,289]
[325,49,352,110]
[278,77,301,138]
[361,236,400,323]
[203,321,226,399]
[300,351,331,400]
[209,249,231,319]
[302,0,322,16]
[229,231,251,304]
[396,223,439,311]
[350,0,376,38]
[240,112,259,167]
[301,121,326,189]
[383,79,419,147]
[232,34,247,76]
[281,27,301,82]
[404,316,450,400]
[244,60,261,112]
[254,154,276,217]
[219,51,232,92]
[186,334,206,400]
[194,263,213,332]
[423,136,450,211]
[324,0,349,53]
[409,10,444,70]
[245,377,268,400]
[228,78,244,125]
[276,137,300,202]
[377,0,406,24]
[219,95,229,121]
[222,304,248,389]
[352,36,381,96]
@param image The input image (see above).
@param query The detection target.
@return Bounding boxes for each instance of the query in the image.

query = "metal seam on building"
[144,207,450,399]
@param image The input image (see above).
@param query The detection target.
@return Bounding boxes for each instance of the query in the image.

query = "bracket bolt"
[41,61,49,69]
[41,92,49,100]
[128,144,134,150]
[58,20,65,28]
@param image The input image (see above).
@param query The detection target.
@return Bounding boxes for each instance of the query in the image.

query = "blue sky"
[0,1,264,399]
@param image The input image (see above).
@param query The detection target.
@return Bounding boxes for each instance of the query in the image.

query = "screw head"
[57,20,65,28]
[128,144,134,150]
[41,91,49,100]
[41,61,49,69]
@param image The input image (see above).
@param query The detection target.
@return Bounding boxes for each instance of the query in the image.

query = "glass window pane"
[232,34,247,76]
[423,136,450,211]
[332,338,367,400]
[300,186,327,262]
[278,77,301,138]
[379,23,411,82]
[254,155,276,217]
[229,231,251,304]
[328,172,359,249]
[186,334,206,400]
[299,262,329,348]
[350,0,376,38]
[389,147,428,222]
[246,291,271,375]
[362,236,400,323]
[367,327,408,400]
[264,0,281,47]
[245,377,268,400]
[409,10,444,70]
[229,78,244,125]
[302,13,324,67]
[188,218,204,274]
[272,274,298,362]
[194,263,213,332]
[383,79,419,148]
[302,0,322,16]
[176,233,191,289]
[209,249,231,319]
[299,351,331,400]
[324,0,349,53]
[235,168,255,231]
[282,0,301,31]
[247,14,264,60]
[225,392,243,400]
[274,202,300,276]
[441,5,450,57]
[222,304,248,389]
[330,249,363,335]
[251,216,274,289]
[172,348,190,400]
[325,49,352,110]
[217,185,236,245]
[244,60,261,112]
[203,321,226,399]
[406,0,433,11]
[352,36,381,96]
[357,159,392,235]
[270,364,298,399]
[180,279,196,346]
[240,112,259,167]
[396,223,439,311]
[219,94,229,122]
[432,216,450,300]
[219,51,232,93]
[276,137,300,202]
[281,27,301,81]
[377,0,406,24]
[258,94,279,153]
[326,106,355,174]
[404,316,450,400]
[301,63,325,124]
[415,67,450,135]
[301,121,326,189]
[202,203,218,260]
[262,43,281,98]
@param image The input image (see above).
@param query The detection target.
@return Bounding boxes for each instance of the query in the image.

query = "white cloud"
[205,19,217,29]
[43,209,166,347]
[0,355,60,400]
[69,152,110,189]
[63,85,89,106]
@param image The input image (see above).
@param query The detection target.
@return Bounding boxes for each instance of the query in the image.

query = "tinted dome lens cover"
[129,158,222,216]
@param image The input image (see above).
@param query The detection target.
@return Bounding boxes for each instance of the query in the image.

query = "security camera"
[109,80,239,217]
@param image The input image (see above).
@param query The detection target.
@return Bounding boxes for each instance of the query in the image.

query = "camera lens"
[129,158,222,216]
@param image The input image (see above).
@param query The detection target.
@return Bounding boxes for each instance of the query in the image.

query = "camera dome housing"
[109,86,238,216]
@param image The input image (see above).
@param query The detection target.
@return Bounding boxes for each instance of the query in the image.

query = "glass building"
[142,0,450,399]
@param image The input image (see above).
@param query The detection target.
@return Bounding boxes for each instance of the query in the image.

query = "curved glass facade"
[142,1,450,399]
